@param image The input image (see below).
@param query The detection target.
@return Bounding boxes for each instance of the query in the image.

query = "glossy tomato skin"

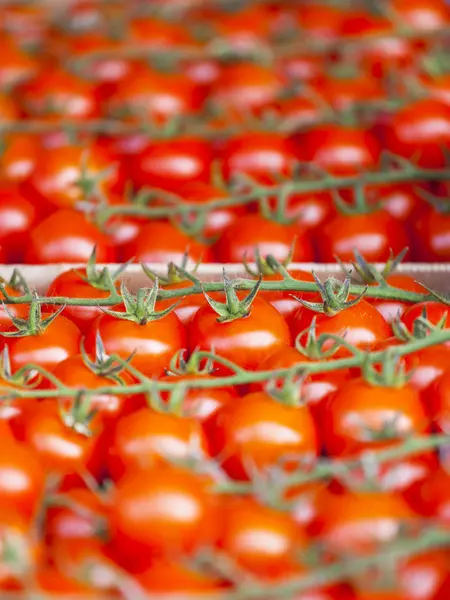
[216,496,305,579]
[128,220,212,264]
[85,312,186,378]
[189,296,291,374]
[406,345,450,395]
[295,125,381,176]
[413,207,450,261]
[401,301,450,337]
[4,313,81,373]
[311,72,385,112]
[157,280,215,326]
[108,407,210,482]
[319,211,410,263]
[0,186,36,262]
[219,132,296,183]
[213,214,314,263]
[205,391,318,481]
[132,137,213,192]
[371,274,426,323]
[111,464,220,556]
[0,282,29,331]
[25,209,116,264]
[137,559,226,595]
[46,268,119,335]
[403,468,450,523]
[0,135,37,184]
[425,369,450,432]
[291,301,391,357]
[386,99,450,168]
[323,378,430,457]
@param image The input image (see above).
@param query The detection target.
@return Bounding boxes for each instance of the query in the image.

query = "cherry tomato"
[386,99,450,168]
[0,93,18,122]
[128,220,212,264]
[217,496,305,579]
[189,296,291,374]
[0,37,36,88]
[111,463,220,555]
[323,377,430,457]
[371,274,426,323]
[291,300,391,358]
[401,301,450,336]
[0,185,36,263]
[25,209,116,264]
[391,0,450,32]
[137,559,226,595]
[403,467,450,522]
[312,72,385,112]
[413,206,450,262]
[319,210,410,263]
[296,3,345,41]
[85,311,186,378]
[133,137,213,192]
[4,312,81,373]
[0,281,29,331]
[205,390,318,481]
[406,345,450,394]
[108,406,210,482]
[214,214,314,263]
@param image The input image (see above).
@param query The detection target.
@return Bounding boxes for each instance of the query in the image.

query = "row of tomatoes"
[0,264,449,597]
[2,127,450,265]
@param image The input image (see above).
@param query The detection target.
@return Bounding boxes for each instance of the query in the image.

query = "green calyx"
[293,272,367,317]
[336,248,409,286]
[102,280,180,325]
[80,332,133,381]
[0,294,66,337]
[362,349,411,388]
[165,349,215,376]
[392,308,448,342]
[59,392,98,437]
[77,246,131,292]
[333,183,380,216]
[265,374,307,407]
[203,269,262,323]
[295,317,342,360]
[141,251,201,286]
[74,151,116,202]
[243,243,295,278]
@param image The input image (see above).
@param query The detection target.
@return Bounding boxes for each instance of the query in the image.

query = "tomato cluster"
[0,256,447,598]
[1,0,450,263]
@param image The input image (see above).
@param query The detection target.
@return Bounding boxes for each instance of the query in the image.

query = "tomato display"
[0,1,449,597]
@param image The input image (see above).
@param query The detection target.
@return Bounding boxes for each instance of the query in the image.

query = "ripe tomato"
[158,372,237,421]
[108,407,210,482]
[137,559,226,595]
[369,183,426,225]
[109,66,202,124]
[18,68,99,119]
[319,210,410,263]
[0,281,29,331]
[216,496,305,579]
[128,220,212,264]
[371,274,426,323]
[0,135,37,184]
[400,301,449,336]
[129,15,194,47]
[277,189,336,232]
[323,377,430,457]
[386,99,450,168]
[85,310,186,378]
[426,369,450,432]
[0,185,37,263]
[296,3,345,40]
[391,0,450,32]
[50,354,146,427]
[189,296,291,374]
[315,489,416,554]
[0,37,36,88]
[0,93,18,122]
[25,145,120,212]
[214,214,313,263]
[205,390,318,481]
[25,209,116,264]
[291,300,391,357]
[406,345,450,394]
[219,132,296,183]
[133,137,213,192]
[403,467,450,522]
[4,311,81,373]
[210,63,285,116]
[111,464,220,554]
[296,124,381,176]
[0,435,44,521]
[312,72,385,112]
[21,400,96,475]
[413,206,450,261]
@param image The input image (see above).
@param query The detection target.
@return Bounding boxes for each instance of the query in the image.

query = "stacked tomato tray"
[2,0,450,598]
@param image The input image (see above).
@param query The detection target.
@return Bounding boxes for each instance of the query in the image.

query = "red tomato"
[312,72,385,111]
[217,496,305,579]
[407,345,450,394]
[214,214,313,263]
[315,489,416,554]
[401,301,449,335]
[371,274,426,323]
[158,372,237,421]
[404,467,450,522]
[109,66,202,124]
[0,281,29,331]
[50,354,145,427]
[0,436,45,521]
[85,311,186,378]
[18,68,99,119]
[128,220,212,264]
[21,400,95,475]
[413,206,450,261]
[426,369,450,432]
[291,300,391,357]
[0,135,37,184]
[391,0,450,31]
[0,185,36,262]
[25,145,119,212]
[278,189,336,232]
[323,377,430,456]
[0,93,18,122]
[272,95,321,129]
[4,312,81,373]
[108,407,210,482]
[133,137,213,192]
[189,296,291,374]
[368,183,426,225]
[138,559,226,595]
[0,37,36,88]
[386,99,450,168]
[111,464,220,554]
[319,210,410,263]
[25,209,116,264]
[296,3,345,40]
[205,390,318,481]
[219,132,296,183]
[210,63,285,116]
